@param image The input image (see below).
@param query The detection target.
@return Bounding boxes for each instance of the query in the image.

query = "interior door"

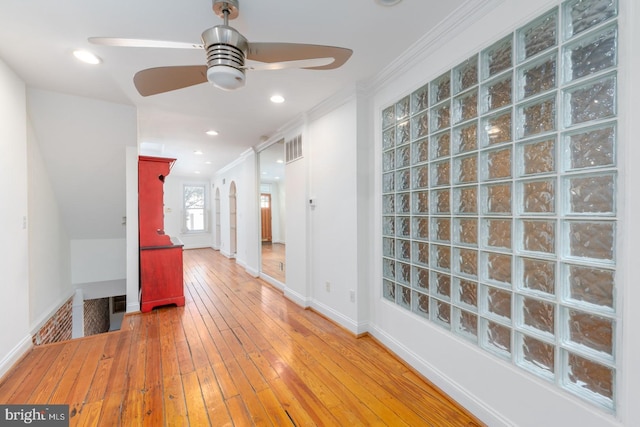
[261,193,272,242]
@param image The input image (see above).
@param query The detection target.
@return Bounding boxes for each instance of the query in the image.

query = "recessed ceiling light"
[73,49,101,65]
[194,150,203,155]
[276,159,284,164]
[375,0,402,6]
[274,177,280,180]
[205,161,212,165]
[270,95,285,104]
[206,130,219,136]
[194,171,201,174]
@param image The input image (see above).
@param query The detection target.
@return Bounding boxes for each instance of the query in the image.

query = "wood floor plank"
[182,370,210,427]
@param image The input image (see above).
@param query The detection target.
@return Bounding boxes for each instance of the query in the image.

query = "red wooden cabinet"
[138,156,185,312]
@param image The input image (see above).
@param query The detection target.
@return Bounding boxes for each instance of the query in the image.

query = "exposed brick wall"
[32,297,73,346]
[84,298,110,336]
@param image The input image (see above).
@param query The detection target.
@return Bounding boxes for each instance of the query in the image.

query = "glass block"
[566,352,613,401]
[382,127,395,150]
[383,258,395,280]
[455,155,478,184]
[431,132,451,160]
[396,216,410,237]
[397,262,411,286]
[454,55,478,94]
[382,216,395,236]
[396,96,410,121]
[453,123,478,154]
[412,165,429,189]
[413,242,429,267]
[522,220,555,254]
[411,112,429,140]
[413,266,429,291]
[568,221,614,261]
[411,84,429,114]
[456,218,478,246]
[412,190,429,214]
[520,53,557,99]
[454,186,478,214]
[456,279,478,308]
[566,124,615,170]
[433,244,451,271]
[483,35,513,79]
[382,172,394,193]
[521,258,555,295]
[382,194,394,214]
[382,105,395,129]
[485,320,512,355]
[519,9,557,61]
[432,299,451,326]
[412,216,429,240]
[383,237,395,258]
[485,183,512,214]
[396,239,411,262]
[396,169,410,191]
[566,75,616,127]
[432,72,451,104]
[412,138,429,165]
[521,297,555,335]
[453,89,478,124]
[568,174,615,214]
[432,160,450,187]
[455,309,478,340]
[397,120,410,145]
[457,248,478,278]
[434,218,451,242]
[382,150,395,172]
[396,192,410,214]
[565,25,617,82]
[412,292,429,318]
[434,273,451,299]
[486,286,512,319]
[433,189,451,214]
[485,111,512,146]
[483,76,512,112]
[432,103,451,132]
[383,279,395,302]
[485,218,512,250]
[520,96,556,138]
[522,179,555,213]
[396,145,411,169]
[486,253,512,285]
[486,147,512,180]
[397,285,411,309]
[567,309,613,355]
[567,264,614,309]
[521,138,555,175]
[565,0,618,39]
[521,334,555,376]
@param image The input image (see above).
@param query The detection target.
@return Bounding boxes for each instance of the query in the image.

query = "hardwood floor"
[261,242,285,283]
[0,249,484,426]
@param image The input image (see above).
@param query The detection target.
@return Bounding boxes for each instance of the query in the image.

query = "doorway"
[229,181,237,257]
[258,141,285,284]
[215,187,221,249]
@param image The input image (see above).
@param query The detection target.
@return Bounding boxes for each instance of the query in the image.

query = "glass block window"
[380,0,618,411]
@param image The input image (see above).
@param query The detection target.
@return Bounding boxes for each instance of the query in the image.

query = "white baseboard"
[284,287,311,308]
[0,335,32,379]
[259,273,285,291]
[310,299,369,335]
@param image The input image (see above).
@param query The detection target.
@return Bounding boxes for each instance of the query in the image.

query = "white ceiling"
[0,0,468,177]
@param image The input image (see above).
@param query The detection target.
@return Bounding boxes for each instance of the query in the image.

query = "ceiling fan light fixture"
[207,65,246,90]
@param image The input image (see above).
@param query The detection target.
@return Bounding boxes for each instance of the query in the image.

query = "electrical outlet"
[325,281,331,292]
[349,290,356,303]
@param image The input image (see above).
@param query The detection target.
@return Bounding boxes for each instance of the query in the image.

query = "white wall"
[164,174,213,249]
[70,239,126,284]
[27,120,72,330]
[368,0,640,426]
[0,58,31,377]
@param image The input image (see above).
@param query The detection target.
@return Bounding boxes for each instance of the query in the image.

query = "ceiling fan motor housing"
[201,25,248,90]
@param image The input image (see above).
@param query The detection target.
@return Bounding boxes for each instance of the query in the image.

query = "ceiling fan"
[89,0,353,96]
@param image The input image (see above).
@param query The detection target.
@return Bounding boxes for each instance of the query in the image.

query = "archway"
[215,187,221,249]
[229,181,237,256]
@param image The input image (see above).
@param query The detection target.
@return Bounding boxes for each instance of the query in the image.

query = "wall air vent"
[285,134,303,163]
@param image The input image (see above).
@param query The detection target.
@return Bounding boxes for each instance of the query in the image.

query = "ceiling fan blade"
[246,57,334,71]
[247,43,352,70]
[89,37,203,49]
[134,66,208,96]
